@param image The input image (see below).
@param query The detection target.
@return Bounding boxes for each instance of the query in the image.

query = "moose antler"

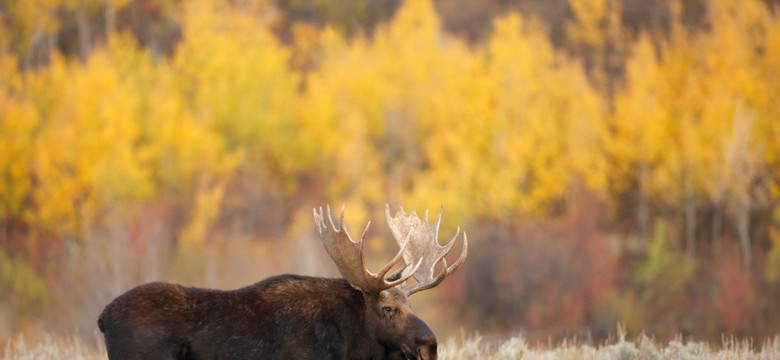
[313,205,422,293]
[385,204,468,296]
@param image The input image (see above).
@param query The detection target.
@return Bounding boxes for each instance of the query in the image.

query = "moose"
[98,204,467,359]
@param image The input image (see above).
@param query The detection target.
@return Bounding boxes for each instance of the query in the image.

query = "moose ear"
[384,266,412,289]
[385,267,403,282]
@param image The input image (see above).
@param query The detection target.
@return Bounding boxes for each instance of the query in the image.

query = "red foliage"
[713,256,755,334]
[463,187,619,340]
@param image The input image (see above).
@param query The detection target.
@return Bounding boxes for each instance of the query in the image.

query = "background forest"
[1,0,780,350]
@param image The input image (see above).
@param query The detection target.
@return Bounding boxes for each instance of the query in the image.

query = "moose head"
[313,204,468,358]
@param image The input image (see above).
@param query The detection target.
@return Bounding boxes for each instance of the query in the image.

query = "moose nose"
[416,337,437,360]
[408,315,437,359]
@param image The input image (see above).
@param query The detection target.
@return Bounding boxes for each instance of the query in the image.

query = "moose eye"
[382,306,394,315]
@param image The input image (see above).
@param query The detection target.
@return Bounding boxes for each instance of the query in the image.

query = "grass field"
[439,334,780,360]
[4,333,780,360]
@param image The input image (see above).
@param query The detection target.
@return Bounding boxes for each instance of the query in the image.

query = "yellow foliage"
[299,2,606,221]
[29,45,152,236]
[6,0,61,53]
[486,13,605,216]
[608,0,775,217]
[609,34,671,202]
[0,0,775,242]
[764,13,780,224]
[0,55,32,223]
[0,0,779,296]
[174,0,300,190]
[567,0,608,48]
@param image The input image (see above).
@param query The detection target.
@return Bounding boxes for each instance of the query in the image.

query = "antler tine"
[385,204,468,296]
[375,223,413,279]
[405,232,468,296]
[313,205,418,293]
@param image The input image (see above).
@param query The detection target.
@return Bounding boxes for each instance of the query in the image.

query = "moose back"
[98,205,467,359]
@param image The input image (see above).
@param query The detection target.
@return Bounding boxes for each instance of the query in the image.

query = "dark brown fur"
[98,274,436,359]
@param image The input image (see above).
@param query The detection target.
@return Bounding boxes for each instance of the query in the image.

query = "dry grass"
[439,333,780,360]
[3,333,105,360]
[4,333,780,359]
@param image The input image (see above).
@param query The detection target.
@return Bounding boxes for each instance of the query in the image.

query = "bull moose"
[98,204,467,359]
